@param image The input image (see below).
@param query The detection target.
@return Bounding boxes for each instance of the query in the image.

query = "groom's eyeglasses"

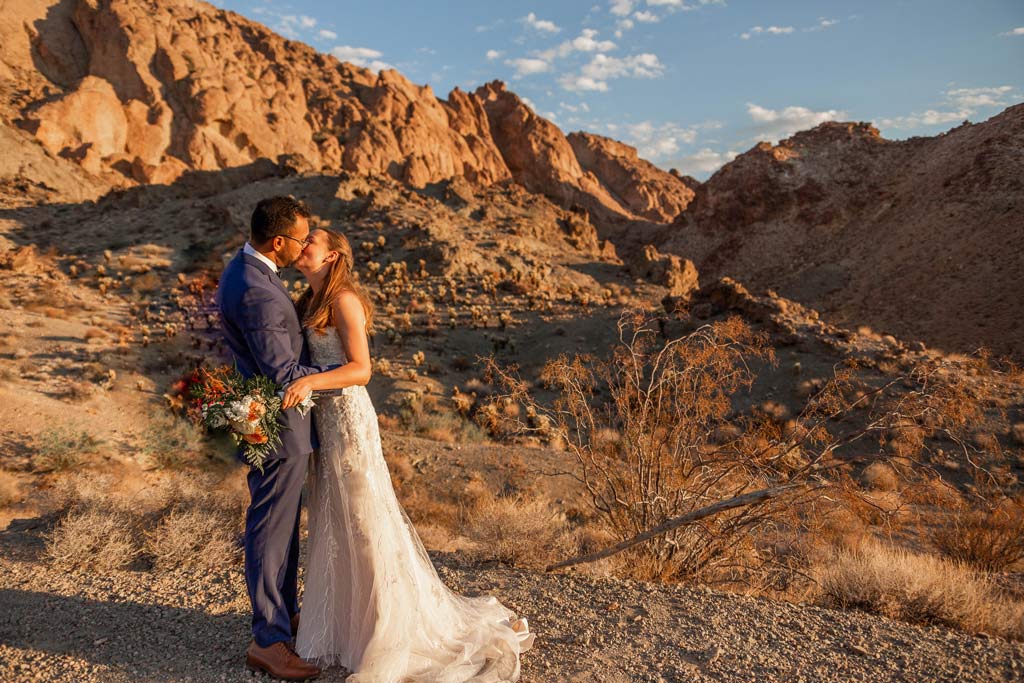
[280,235,312,248]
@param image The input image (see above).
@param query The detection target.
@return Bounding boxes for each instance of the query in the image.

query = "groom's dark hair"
[250,196,312,245]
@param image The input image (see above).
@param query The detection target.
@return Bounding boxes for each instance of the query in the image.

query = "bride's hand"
[282,376,317,410]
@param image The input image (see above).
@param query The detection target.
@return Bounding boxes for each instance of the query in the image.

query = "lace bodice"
[305,325,349,366]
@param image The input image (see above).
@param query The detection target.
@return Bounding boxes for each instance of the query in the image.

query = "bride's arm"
[280,290,372,408]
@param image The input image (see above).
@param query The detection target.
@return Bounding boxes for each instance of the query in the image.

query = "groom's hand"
[282,375,317,410]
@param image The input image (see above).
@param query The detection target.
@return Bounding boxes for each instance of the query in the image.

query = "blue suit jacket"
[215,249,332,461]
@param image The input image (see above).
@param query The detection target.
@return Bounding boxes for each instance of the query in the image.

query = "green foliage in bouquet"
[189,364,284,473]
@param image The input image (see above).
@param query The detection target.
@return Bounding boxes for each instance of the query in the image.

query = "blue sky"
[208,0,1024,179]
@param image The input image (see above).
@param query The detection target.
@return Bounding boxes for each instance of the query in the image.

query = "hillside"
[655,111,1024,358]
[3,0,1020,359]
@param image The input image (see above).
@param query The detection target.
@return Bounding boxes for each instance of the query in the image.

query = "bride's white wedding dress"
[296,325,535,682]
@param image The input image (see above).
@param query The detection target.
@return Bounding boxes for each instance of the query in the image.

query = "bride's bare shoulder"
[330,289,366,325]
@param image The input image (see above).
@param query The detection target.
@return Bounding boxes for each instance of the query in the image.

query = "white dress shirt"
[243,242,279,274]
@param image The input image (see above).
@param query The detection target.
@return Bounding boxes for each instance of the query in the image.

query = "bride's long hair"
[297,228,375,336]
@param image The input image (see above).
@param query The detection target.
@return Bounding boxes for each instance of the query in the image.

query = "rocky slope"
[657,109,1024,359]
[568,131,698,222]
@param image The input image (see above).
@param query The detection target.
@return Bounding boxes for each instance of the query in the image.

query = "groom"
[216,196,334,680]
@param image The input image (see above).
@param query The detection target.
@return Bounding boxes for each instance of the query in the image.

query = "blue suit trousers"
[244,452,310,647]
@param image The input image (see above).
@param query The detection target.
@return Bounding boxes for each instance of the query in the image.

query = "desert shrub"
[462,489,574,569]
[814,538,1024,640]
[131,271,162,294]
[145,508,241,572]
[480,307,987,586]
[33,428,103,472]
[46,508,140,571]
[929,498,1024,573]
[62,379,98,401]
[43,471,247,572]
[44,472,117,515]
[141,415,210,469]
[861,461,900,491]
[395,476,471,532]
[398,395,488,444]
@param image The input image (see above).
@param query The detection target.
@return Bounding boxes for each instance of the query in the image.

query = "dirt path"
[1,547,1021,683]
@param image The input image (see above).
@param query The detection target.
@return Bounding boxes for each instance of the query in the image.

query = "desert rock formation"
[1,0,647,223]
[568,131,697,222]
[658,112,1024,358]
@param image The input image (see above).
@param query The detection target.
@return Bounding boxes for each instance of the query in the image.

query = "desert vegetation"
[474,308,1024,639]
[3,224,1022,646]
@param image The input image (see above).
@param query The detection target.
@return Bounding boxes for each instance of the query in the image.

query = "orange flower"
[243,431,269,444]
[246,400,267,422]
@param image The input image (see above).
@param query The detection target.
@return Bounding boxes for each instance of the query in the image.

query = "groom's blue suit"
[216,247,334,648]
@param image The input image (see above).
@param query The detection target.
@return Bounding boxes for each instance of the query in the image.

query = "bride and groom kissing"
[215,196,535,682]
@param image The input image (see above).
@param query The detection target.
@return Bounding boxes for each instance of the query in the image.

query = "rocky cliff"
[568,131,698,222]
[1,0,674,224]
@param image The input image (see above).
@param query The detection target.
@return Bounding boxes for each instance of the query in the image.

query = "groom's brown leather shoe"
[246,640,320,681]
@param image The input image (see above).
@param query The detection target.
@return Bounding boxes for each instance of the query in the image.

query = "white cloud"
[524,12,561,33]
[876,85,1019,130]
[803,17,839,32]
[609,0,634,16]
[505,57,552,77]
[330,45,393,72]
[648,0,723,9]
[572,28,617,52]
[999,27,1024,36]
[668,147,739,175]
[741,25,795,40]
[559,52,664,92]
[486,49,503,61]
[521,96,537,112]
[331,46,384,61]
[946,85,1015,109]
[535,28,617,61]
[634,11,660,23]
[475,19,506,33]
[614,18,635,37]
[559,75,610,92]
[318,29,337,40]
[559,101,591,112]
[585,53,664,79]
[622,121,700,159]
[876,110,969,129]
[745,102,846,140]
[258,12,322,39]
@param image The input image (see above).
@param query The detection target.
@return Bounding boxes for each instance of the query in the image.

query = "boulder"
[627,244,699,297]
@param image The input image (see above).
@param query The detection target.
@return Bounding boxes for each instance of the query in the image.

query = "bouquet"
[189,364,315,472]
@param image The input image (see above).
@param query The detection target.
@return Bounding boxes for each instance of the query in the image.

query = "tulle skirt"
[295,385,535,682]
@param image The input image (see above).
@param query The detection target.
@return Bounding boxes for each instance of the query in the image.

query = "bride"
[279,227,535,682]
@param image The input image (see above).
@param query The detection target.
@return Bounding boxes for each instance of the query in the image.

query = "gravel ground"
[2,546,1022,683]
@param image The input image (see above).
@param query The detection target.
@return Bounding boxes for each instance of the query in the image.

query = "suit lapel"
[241,251,290,297]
